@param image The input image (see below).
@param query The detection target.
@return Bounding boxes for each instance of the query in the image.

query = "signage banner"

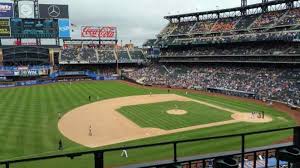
[0,70,14,76]
[18,1,35,18]
[0,19,10,37]
[39,4,69,18]
[81,26,117,39]
[0,3,13,17]
[58,19,70,38]
[58,71,85,76]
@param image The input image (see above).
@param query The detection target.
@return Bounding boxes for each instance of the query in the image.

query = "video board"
[10,18,58,38]
[0,18,10,37]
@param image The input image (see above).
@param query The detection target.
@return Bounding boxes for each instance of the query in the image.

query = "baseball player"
[251,112,255,119]
[89,125,93,136]
[121,146,128,158]
[257,112,262,119]
[58,139,63,150]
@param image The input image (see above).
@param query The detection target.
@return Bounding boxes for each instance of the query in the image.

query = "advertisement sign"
[0,70,47,77]
[0,3,13,17]
[0,70,14,76]
[58,71,86,76]
[81,26,117,39]
[0,19,10,37]
[58,19,70,38]
[10,18,58,38]
[39,4,69,18]
[19,70,39,77]
[18,1,35,18]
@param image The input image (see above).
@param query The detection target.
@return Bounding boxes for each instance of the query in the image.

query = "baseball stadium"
[0,0,300,168]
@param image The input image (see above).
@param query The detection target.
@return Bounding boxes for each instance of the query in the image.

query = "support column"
[262,0,269,13]
[294,126,300,147]
[0,48,3,66]
[293,127,300,168]
[241,0,247,7]
[49,49,54,66]
[241,0,247,15]
[94,152,104,168]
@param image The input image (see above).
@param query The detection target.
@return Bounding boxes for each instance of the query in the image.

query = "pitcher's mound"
[167,109,188,115]
[231,113,273,123]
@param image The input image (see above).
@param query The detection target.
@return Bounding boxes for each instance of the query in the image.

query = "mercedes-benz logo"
[48,5,60,18]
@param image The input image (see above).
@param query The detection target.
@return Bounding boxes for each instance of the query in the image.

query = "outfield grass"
[118,101,232,130]
[0,81,296,168]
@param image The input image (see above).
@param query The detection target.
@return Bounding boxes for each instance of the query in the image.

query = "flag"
[71,23,77,27]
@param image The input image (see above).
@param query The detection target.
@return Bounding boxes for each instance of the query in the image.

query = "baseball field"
[0,81,296,168]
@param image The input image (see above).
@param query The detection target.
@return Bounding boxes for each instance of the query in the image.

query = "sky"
[3,0,263,46]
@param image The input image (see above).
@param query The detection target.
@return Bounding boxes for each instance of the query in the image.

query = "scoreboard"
[10,18,58,38]
[0,2,70,39]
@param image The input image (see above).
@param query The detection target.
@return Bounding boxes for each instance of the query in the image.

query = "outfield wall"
[0,76,119,88]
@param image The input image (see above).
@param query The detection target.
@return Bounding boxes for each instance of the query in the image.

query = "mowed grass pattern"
[0,81,296,168]
[0,81,159,160]
[118,101,232,130]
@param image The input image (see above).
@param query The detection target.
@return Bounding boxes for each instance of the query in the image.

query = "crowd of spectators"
[97,46,116,63]
[168,31,299,46]
[159,23,177,36]
[118,50,131,63]
[211,17,239,32]
[125,64,300,106]
[129,49,145,60]
[171,22,196,35]
[278,8,300,26]
[61,48,97,63]
[252,11,286,28]
[234,14,259,30]
[61,48,81,62]
[79,48,97,63]
[160,43,300,57]
[61,46,145,64]
[190,20,216,34]
[157,8,300,45]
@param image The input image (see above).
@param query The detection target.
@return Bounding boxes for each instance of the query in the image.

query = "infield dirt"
[58,94,272,148]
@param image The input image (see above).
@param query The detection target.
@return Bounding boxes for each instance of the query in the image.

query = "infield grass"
[0,81,295,168]
[118,101,232,130]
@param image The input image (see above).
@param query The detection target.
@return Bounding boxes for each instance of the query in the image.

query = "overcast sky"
[4,0,263,46]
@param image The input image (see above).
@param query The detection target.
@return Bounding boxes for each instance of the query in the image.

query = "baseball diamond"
[1,0,300,168]
[0,81,296,167]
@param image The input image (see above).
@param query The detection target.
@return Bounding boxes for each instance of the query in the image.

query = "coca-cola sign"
[81,26,117,39]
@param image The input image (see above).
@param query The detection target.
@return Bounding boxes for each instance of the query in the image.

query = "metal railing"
[0,126,299,168]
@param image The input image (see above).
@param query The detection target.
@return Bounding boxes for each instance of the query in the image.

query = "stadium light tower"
[241,0,247,7]
[241,0,247,15]
[262,0,269,12]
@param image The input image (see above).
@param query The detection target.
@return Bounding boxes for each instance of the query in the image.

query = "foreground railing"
[0,126,299,168]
